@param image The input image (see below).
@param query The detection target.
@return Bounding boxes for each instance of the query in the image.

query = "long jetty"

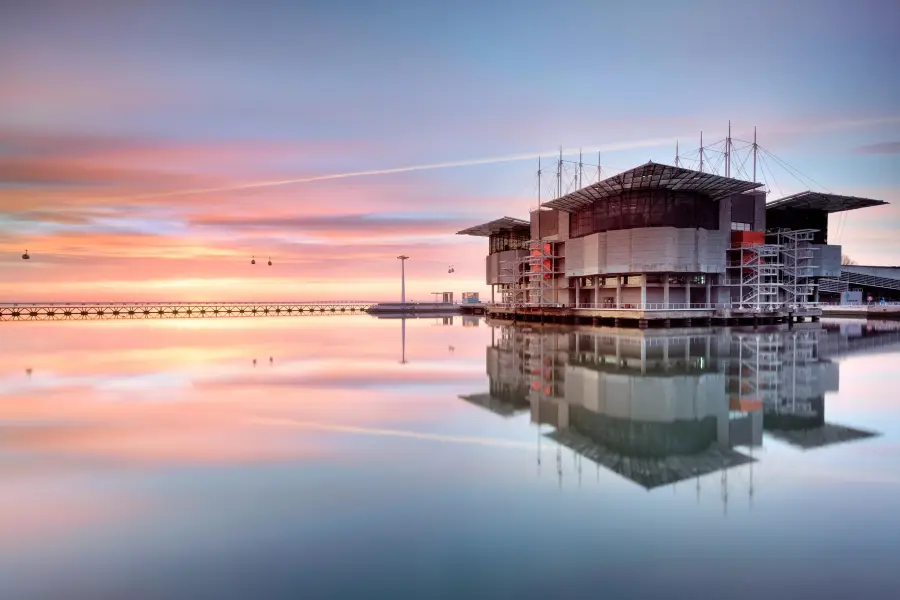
[0,301,375,321]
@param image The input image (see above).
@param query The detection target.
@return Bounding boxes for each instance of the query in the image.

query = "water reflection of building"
[465,322,892,491]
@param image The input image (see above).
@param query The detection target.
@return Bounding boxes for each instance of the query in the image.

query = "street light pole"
[397,255,409,304]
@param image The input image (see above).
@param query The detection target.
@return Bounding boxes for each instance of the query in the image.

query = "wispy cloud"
[855,141,900,155]
[123,136,681,201]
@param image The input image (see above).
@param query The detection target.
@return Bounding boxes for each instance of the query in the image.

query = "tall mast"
[557,146,562,199]
[699,131,704,173]
[537,157,541,233]
[578,148,583,189]
[752,126,758,182]
[726,120,732,177]
[597,151,602,182]
[675,140,680,168]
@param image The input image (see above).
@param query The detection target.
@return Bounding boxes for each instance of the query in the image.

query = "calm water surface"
[2,315,899,599]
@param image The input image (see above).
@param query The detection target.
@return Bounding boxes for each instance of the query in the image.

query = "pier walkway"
[820,303,900,320]
[486,302,822,328]
[0,301,375,321]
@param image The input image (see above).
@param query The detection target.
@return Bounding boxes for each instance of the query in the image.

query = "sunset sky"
[2,0,899,302]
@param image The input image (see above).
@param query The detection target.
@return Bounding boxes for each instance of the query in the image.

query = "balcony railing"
[486,301,823,312]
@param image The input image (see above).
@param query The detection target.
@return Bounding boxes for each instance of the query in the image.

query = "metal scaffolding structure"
[775,229,818,309]
[497,257,528,306]
[726,243,782,312]
[525,241,561,307]
[497,241,562,307]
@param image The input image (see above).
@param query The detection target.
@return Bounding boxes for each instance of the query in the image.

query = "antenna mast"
[578,149,583,189]
[597,151,602,182]
[699,131,704,173]
[726,120,732,177]
[752,126,758,183]
[557,147,562,198]
[675,140,680,168]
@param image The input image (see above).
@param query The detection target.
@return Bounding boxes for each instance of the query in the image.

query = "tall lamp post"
[397,255,409,304]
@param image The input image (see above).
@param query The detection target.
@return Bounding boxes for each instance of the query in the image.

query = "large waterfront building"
[459,162,887,323]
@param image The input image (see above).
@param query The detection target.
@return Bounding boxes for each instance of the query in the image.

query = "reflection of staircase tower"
[731,332,784,411]
[523,331,564,403]
[775,329,820,417]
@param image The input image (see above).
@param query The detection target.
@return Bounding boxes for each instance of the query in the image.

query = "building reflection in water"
[463,321,896,498]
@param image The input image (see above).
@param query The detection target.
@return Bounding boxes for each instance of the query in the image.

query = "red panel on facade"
[731,231,765,246]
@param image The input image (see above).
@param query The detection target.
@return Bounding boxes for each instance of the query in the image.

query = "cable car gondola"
[448,264,454,274]
[22,249,30,260]
[268,257,272,266]
[251,256,256,265]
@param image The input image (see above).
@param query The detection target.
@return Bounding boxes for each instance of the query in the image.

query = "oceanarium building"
[458,162,886,324]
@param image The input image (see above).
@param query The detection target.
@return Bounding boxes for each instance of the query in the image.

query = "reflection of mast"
[400,317,408,364]
[556,443,562,489]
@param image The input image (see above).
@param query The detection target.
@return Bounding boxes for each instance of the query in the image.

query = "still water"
[1,314,899,599]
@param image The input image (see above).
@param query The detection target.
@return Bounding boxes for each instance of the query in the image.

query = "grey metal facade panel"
[753,194,767,231]
[595,232,607,271]
[565,237,585,276]
[559,227,727,275]
[606,230,632,273]
[718,196,732,231]
[813,244,842,278]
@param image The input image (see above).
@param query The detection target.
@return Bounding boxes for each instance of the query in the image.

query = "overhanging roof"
[456,216,530,237]
[543,161,764,213]
[766,191,888,213]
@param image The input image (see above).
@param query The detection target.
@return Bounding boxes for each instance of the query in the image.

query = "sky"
[1,0,899,301]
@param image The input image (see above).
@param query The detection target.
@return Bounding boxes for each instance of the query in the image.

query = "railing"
[487,301,823,312]
[0,301,377,321]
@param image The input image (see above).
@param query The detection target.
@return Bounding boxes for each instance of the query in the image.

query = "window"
[731,222,751,231]
[489,231,529,254]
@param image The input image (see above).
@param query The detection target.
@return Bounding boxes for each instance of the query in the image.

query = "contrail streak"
[129,136,680,200]
[251,417,536,450]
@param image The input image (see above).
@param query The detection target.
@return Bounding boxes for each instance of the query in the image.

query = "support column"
[574,278,580,309]
[616,276,622,308]
[595,276,601,308]
[705,277,712,308]
[640,275,647,308]
[491,284,495,303]
[663,273,670,309]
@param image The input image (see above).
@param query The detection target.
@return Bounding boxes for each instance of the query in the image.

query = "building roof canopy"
[543,161,764,213]
[766,191,888,213]
[456,216,530,237]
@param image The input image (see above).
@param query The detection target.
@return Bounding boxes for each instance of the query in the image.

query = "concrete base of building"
[485,306,821,328]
